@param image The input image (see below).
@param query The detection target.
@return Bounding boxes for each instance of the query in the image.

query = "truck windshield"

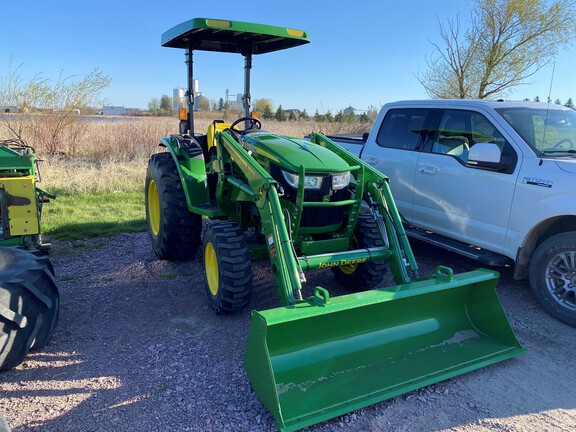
[495,107,576,155]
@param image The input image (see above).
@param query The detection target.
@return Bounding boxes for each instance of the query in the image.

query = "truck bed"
[322,134,366,157]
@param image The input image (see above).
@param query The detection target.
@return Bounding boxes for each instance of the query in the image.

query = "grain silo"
[173,87,186,110]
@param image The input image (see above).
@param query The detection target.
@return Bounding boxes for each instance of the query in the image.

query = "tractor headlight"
[332,171,351,190]
[282,170,323,189]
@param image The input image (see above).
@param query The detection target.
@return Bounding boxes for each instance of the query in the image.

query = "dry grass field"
[0,112,372,238]
[22,113,372,195]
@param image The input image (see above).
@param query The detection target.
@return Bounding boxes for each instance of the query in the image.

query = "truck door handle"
[419,166,436,175]
[364,157,378,166]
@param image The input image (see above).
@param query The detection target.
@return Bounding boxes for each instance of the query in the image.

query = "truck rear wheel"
[145,153,202,260]
[0,248,60,370]
[529,232,576,327]
[333,213,387,290]
[203,222,252,314]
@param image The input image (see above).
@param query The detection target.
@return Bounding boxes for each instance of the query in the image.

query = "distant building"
[125,108,142,116]
[102,105,126,115]
[343,106,367,116]
[221,92,244,112]
[284,109,301,118]
[194,94,209,111]
[1,106,19,113]
[173,87,186,110]
[175,80,209,110]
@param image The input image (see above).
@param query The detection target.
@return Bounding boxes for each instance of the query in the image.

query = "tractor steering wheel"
[230,116,262,133]
[552,138,575,149]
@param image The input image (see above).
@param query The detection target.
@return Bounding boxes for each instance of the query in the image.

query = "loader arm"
[217,130,422,305]
[216,130,305,306]
[309,132,419,282]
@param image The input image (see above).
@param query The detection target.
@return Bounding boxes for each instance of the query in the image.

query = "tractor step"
[193,201,226,217]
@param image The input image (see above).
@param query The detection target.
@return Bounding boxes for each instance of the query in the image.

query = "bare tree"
[419,0,576,99]
[0,61,111,155]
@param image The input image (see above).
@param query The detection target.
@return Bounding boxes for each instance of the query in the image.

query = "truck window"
[495,107,576,155]
[431,111,471,160]
[428,109,516,172]
[375,109,429,150]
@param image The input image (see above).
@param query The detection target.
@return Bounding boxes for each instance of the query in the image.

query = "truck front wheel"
[529,232,576,327]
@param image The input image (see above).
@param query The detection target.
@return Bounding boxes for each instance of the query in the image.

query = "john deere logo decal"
[318,258,368,268]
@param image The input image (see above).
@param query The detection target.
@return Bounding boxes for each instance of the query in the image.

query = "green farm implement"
[0,139,59,370]
[146,18,525,431]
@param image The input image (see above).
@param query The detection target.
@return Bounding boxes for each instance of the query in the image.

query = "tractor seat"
[206,120,231,151]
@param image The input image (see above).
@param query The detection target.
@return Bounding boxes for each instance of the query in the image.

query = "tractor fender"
[158,135,209,207]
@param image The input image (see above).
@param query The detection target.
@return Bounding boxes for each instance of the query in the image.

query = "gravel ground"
[1,231,575,432]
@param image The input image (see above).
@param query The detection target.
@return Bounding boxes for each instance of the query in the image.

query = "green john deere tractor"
[145,18,525,432]
[0,139,59,370]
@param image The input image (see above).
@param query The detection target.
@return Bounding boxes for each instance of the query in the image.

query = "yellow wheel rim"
[147,179,160,236]
[339,235,359,275]
[205,242,219,296]
[339,262,357,275]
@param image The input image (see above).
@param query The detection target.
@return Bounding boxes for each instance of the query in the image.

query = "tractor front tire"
[0,248,60,370]
[146,153,202,260]
[203,222,252,314]
[333,213,387,290]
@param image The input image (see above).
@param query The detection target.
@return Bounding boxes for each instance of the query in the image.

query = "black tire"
[28,263,60,351]
[529,232,576,327]
[202,222,252,314]
[31,250,56,276]
[0,248,60,370]
[332,213,388,290]
[145,153,202,260]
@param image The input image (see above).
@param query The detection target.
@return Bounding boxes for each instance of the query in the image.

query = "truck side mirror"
[467,143,507,171]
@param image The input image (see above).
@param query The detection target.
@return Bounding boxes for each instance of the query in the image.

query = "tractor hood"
[241,132,351,173]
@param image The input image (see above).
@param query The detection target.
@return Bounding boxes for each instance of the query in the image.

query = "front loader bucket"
[245,268,525,432]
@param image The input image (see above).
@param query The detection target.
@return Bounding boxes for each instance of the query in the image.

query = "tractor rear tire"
[203,222,252,314]
[0,248,60,370]
[145,153,202,260]
[332,213,387,290]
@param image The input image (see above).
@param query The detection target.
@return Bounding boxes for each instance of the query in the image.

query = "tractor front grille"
[300,189,349,228]
[270,163,351,230]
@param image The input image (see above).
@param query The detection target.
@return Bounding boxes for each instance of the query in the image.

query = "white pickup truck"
[329,99,576,327]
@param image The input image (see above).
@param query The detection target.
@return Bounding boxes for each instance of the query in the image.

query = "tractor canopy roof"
[161,18,310,54]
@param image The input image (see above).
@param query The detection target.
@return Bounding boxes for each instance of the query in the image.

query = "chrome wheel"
[545,250,576,312]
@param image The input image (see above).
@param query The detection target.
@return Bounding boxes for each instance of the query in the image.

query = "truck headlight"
[282,170,323,189]
[332,172,350,190]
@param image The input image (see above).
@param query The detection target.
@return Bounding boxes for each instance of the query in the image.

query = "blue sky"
[2,0,575,113]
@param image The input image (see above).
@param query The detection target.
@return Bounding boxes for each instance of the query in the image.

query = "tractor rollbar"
[243,52,252,121]
[185,45,195,135]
